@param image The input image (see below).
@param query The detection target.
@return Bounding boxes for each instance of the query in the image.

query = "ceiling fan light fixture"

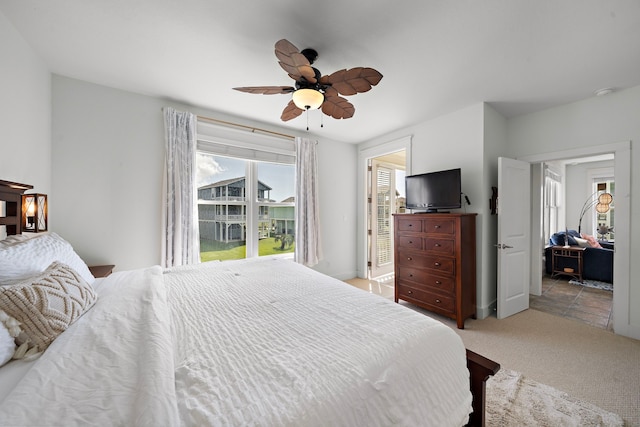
[292,88,324,110]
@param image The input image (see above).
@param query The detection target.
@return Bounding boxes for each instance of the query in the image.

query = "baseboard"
[613,322,640,340]
[331,271,359,281]
[476,300,497,319]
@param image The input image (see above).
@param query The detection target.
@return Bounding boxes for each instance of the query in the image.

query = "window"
[257,162,295,256]
[543,165,561,245]
[593,179,615,241]
[195,131,296,261]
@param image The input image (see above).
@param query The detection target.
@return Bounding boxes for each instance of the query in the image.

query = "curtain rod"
[197,115,295,140]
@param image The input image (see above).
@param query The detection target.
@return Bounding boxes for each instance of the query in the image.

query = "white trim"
[197,119,295,164]
[357,136,412,278]
[520,140,635,339]
[518,141,629,163]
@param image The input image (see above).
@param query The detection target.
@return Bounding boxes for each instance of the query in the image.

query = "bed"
[0,180,499,426]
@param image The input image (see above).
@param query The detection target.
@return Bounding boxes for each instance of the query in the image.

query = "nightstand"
[89,265,115,278]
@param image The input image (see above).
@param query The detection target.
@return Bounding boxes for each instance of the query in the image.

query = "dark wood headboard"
[0,180,33,236]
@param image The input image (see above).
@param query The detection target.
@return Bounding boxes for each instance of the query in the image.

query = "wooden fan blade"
[323,67,383,96]
[274,39,317,83]
[281,100,303,122]
[233,86,295,95]
[323,86,339,98]
[321,95,355,120]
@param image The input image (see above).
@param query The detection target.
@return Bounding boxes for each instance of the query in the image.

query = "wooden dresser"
[393,213,477,329]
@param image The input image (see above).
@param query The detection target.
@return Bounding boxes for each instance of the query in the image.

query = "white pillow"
[574,237,590,248]
[0,320,15,367]
[0,233,95,286]
[0,262,98,357]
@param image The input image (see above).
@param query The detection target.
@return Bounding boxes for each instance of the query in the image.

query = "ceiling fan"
[233,39,383,123]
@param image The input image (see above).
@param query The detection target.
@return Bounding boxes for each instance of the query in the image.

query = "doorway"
[531,155,615,330]
[367,151,406,280]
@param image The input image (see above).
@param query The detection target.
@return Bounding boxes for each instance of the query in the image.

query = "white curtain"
[294,137,322,267]
[162,107,199,268]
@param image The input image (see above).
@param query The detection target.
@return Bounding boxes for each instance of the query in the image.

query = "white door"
[370,160,395,279]
[497,157,531,319]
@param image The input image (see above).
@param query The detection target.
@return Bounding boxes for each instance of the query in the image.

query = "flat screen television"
[405,168,461,212]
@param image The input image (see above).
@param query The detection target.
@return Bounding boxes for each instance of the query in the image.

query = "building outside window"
[197,153,295,261]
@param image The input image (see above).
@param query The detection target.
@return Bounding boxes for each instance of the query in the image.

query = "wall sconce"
[21,194,48,232]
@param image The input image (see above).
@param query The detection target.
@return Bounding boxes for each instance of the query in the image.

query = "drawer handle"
[434,243,441,247]
[408,290,413,294]
[408,274,414,278]
[408,240,413,244]
[434,225,441,229]
[435,299,441,304]
[434,262,441,267]
[407,257,413,261]
[435,280,441,285]
[408,224,413,227]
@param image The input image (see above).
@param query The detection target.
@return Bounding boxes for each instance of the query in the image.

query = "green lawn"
[200,237,294,262]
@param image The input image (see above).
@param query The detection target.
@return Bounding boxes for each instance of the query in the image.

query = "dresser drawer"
[424,237,454,255]
[396,284,455,313]
[398,252,455,276]
[397,267,455,293]
[397,218,422,232]
[423,218,455,235]
[398,236,422,250]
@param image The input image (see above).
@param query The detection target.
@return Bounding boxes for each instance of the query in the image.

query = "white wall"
[482,104,509,314]
[358,103,492,315]
[508,85,640,339]
[312,138,358,279]
[52,75,357,277]
[52,76,166,269]
[0,11,51,199]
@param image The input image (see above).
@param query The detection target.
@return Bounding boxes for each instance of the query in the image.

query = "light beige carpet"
[394,304,639,425]
[487,368,624,426]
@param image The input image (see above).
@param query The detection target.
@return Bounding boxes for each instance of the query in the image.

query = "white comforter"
[0,258,472,427]
[166,258,472,427]
[0,266,180,426]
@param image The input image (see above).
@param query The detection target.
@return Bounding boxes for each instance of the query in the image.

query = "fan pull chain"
[321,111,324,128]
[305,107,310,131]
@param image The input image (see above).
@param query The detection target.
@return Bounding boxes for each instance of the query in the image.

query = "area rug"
[486,369,623,426]
[568,278,613,292]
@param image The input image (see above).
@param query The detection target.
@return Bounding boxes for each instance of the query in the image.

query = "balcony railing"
[200,214,271,222]
[204,196,246,202]
[200,197,275,202]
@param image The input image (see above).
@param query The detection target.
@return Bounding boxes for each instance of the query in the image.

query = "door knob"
[495,243,514,249]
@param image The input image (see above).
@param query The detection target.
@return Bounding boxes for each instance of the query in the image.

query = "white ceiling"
[2,0,639,144]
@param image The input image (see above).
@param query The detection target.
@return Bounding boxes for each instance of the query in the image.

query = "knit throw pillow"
[0,262,98,356]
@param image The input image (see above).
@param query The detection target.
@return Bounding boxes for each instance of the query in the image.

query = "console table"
[550,246,585,282]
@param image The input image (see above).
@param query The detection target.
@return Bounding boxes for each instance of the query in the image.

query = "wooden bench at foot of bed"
[466,349,500,427]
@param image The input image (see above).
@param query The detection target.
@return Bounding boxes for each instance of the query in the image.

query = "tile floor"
[344,274,614,331]
[530,274,614,331]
